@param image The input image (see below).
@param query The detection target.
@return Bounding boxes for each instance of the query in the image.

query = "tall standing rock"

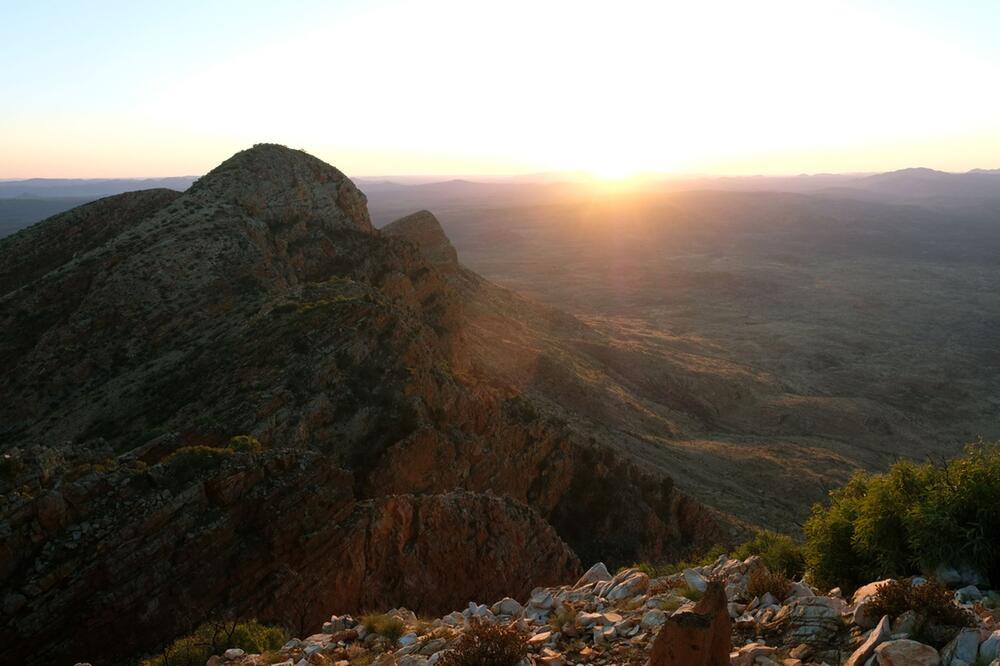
[647,580,730,666]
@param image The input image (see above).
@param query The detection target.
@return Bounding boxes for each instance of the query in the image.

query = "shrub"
[628,544,728,579]
[734,530,805,579]
[228,435,263,454]
[746,567,792,601]
[677,583,704,601]
[161,445,234,486]
[361,613,405,642]
[436,618,527,666]
[549,605,578,631]
[866,578,973,645]
[804,442,1000,591]
[142,619,288,666]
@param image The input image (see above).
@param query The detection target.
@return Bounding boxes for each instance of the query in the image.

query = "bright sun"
[590,166,634,181]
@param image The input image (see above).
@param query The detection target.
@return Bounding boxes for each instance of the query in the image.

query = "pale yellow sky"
[3,0,999,179]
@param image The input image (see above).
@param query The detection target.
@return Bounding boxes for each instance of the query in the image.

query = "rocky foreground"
[191,556,1000,666]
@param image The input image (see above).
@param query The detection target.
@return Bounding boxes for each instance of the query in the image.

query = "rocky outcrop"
[382,210,458,268]
[186,143,373,233]
[648,580,730,665]
[0,447,577,665]
[205,555,1000,666]
[315,491,580,615]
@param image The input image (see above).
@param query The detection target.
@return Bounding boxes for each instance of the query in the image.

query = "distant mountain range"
[0,176,198,198]
[3,167,999,200]
[1,167,998,241]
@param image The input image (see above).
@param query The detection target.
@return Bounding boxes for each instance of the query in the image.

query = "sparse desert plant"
[874,578,973,626]
[228,434,264,454]
[866,578,973,645]
[142,619,287,666]
[627,544,728,580]
[677,583,704,602]
[746,567,792,601]
[360,613,406,642]
[656,595,687,612]
[436,618,527,666]
[549,605,578,631]
[733,529,805,579]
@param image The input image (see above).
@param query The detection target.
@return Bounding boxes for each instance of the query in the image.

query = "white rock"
[399,632,418,647]
[223,648,246,660]
[683,569,709,593]
[954,585,982,603]
[844,615,890,666]
[529,588,555,610]
[788,581,813,598]
[574,562,612,588]
[528,630,552,646]
[606,571,650,601]
[852,579,892,605]
[492,597,524,617]
[641,609,667,629]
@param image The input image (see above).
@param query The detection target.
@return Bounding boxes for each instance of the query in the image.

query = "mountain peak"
[187,143,373,233]
[382,210,459,268]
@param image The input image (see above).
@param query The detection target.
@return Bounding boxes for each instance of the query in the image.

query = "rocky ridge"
[0,145,723,664]
[204,558,1000,666]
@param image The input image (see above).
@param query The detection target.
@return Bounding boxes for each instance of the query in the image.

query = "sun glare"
[590,164,637,181]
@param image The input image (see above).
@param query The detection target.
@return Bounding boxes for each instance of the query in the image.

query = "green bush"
[228,435,263,454]
[804,442,1000,591]
[733,529,805,579]
[436,618,526,666]
[143,619,288,666]
[361,613,405,641]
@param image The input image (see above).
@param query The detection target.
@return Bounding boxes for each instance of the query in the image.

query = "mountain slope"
[0,145,721,664]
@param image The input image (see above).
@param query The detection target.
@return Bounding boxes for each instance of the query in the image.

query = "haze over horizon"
[4,0,1000,180]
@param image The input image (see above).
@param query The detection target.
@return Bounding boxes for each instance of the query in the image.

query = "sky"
[2,0,1000,179]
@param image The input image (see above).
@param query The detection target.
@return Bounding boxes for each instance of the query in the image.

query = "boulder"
[641,609,668,629]
[574,562,612,589]
[492,597,524,617]
[844,615,890,666]
[730,643,778,666]
[684,569,709,594]
[940,628,979,665]
[980,630,1000,662]
[767,596,845,644]
[890,609,922,637]
[603,570,650,601]
[954,585,981,603]
[647,580,730,665]
[875,639,941,665]
[853,580,893,605]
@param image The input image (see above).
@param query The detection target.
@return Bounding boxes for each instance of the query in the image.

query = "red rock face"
[0,450,577,665]
[647,581,731,666]
[308,491,580,616]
